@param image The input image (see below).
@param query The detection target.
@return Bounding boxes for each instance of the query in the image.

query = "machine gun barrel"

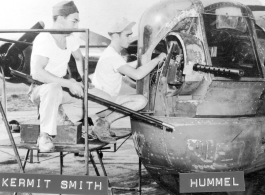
[87,93,175,131]
[10,68,43,85]
[9,69,175,132]
[193,64,244,77]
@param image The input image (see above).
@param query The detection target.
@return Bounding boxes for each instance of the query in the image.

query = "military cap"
[53,1,79,16]
[108,18,136,33]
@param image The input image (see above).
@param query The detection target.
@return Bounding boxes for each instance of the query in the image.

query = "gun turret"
[193,64,244,77]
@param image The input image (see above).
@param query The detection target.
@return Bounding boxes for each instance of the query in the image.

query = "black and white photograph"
[0,0,265,194]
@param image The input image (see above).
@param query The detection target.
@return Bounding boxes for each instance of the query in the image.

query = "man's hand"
[82,76,95,89]
[68,78,84,97]
[88,82,95,89]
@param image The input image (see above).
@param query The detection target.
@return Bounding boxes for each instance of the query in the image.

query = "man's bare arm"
[72,48,84,77]
[127,60,137,68]
[117,53,166,80]
[31,54,84,97]
[72,48,94,88]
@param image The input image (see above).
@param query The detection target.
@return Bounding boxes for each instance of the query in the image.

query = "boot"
[92,118,116,144]
[37,132,54,152]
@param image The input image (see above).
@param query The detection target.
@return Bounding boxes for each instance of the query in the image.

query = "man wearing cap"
[92,18,166,140]
[30,1,114,152]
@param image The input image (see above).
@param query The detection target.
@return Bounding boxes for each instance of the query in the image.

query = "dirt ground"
[0,81,170,195]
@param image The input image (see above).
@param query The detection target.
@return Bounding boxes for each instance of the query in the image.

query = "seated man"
[92,18,166,141]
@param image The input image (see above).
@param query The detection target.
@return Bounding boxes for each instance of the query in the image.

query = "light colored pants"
[28,83,147,136]
[29,83,111,135]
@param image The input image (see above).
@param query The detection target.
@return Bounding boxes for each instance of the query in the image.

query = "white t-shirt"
[31,33,80,78]
[92,46,126,96]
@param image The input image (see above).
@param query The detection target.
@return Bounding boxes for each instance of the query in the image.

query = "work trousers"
[28,83,111,135]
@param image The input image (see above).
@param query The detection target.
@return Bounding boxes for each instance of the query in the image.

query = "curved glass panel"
[201,0,264,8]
[138,0,197,57]
[203,0,265,29]
[203,12,261,77]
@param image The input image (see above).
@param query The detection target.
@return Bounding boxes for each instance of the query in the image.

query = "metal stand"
[84,29,90,176]
[60,152,64,175]
[97,151,142,195]
[89,137,142,195]
[0,28,144,195]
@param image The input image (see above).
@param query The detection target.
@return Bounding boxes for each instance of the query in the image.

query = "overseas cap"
[108,18,136,33]
[53,1,79,16]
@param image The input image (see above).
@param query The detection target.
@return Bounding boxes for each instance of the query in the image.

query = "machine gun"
[193,63,245,77]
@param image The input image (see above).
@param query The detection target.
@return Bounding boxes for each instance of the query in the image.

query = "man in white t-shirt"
[30,1,112,152]
[92,18,166,141]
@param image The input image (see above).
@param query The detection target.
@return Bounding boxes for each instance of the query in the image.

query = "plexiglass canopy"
[137,0,202,59]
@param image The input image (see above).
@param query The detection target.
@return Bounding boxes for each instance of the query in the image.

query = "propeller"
[0,21,44,78]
